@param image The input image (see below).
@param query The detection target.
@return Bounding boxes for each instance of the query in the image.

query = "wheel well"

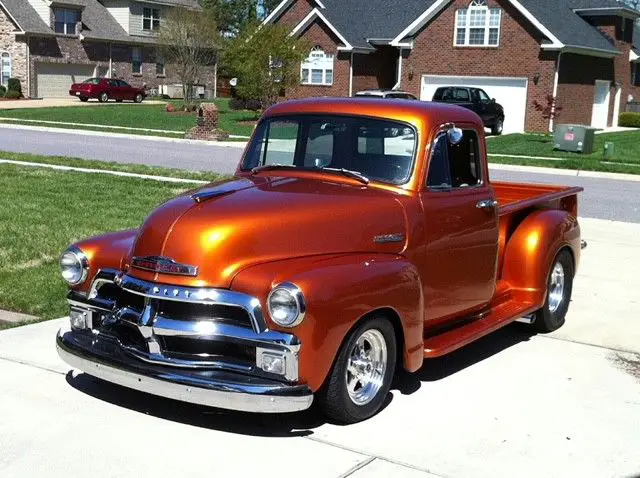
[359,307,405,370]
[558,245,576,277]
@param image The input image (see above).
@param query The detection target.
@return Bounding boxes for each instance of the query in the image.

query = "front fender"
[231,254,424,392]
[71,230,138,293]
[502,210,580,307]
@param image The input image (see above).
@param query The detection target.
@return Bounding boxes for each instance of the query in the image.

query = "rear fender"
[231,254,424,392]
[502,210,580,307]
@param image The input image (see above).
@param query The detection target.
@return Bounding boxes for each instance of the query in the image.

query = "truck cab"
[56,98,582,424]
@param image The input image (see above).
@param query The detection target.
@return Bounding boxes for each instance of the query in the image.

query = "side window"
[478,89,490,101]
[455,88,470,101]
[427,130,482,189]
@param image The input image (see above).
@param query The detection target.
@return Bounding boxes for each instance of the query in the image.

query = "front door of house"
[591,80,611,128]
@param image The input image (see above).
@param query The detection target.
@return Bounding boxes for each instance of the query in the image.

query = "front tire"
[491,117,504,135]
[532,249,574,333]
[134,93,143,103]
[99,92,109,103]
[318,316,396,424]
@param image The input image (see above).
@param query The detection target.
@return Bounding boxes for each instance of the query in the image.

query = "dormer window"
[301,46,334,86]
[54,8,79,35]
[455,0,501,47]
[143,8,160,31]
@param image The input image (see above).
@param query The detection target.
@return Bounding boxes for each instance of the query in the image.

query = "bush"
[7,78,22,96]
[0,85,5,97]
[229,97,262,111]
[619,112,640,128]
[4,90,21,99]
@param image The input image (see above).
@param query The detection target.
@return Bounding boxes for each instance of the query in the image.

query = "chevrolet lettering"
[57,98,583,423]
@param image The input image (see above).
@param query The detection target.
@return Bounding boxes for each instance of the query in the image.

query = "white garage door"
[36,63,95,98]
[421,75,529,134]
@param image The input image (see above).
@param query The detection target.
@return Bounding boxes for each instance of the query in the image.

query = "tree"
[158,9,219,103]
[202,0,259,34]
[533,94,563,122]
[223,22,309,110]
[261,0,281,17]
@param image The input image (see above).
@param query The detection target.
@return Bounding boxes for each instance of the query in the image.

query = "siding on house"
[129,1,164,37]
[26,0,50,26]
[103,0,130,33]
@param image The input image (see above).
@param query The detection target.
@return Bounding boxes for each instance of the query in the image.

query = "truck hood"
[126,176,408,288]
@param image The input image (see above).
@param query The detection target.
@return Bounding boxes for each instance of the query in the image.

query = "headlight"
[267,282,306,327]
[60,246,89,285]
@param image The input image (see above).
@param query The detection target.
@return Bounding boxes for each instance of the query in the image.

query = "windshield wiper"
[250,164,297,174]
[321,167,370,185]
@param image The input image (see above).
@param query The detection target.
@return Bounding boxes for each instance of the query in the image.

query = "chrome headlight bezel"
[267,282,306,328]
[60,246,89,286]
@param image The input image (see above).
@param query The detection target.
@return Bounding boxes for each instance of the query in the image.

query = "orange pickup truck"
[57,98,583,423]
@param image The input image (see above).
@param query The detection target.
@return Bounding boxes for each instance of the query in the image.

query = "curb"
[0,309,39,326]
[0,122,248,148]
[488,162,640,182]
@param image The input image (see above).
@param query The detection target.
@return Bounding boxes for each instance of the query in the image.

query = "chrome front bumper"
[57,326,313,413]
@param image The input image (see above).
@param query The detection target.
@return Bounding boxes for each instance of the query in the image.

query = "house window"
[301,47,334,86]
[633,63,640,87]
[455,0,501,47]
[143,8,160,31]
[1,52,10,87]
[132,47,142,74]
[54,8,79,35]
[156,53,165,76]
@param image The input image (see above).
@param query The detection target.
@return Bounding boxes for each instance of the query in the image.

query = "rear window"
[82,78,101,85]
[242,115,417,185]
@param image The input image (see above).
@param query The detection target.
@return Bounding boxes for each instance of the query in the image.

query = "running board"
[423,300,537,358]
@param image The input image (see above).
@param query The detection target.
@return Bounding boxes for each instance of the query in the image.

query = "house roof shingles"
[0,0,52,35]
[290,0,632,55]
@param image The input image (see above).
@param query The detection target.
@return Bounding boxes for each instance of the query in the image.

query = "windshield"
[241,115,417,185]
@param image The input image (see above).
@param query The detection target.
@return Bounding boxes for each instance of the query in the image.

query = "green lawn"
[0,160,227,321]
[487,131,640,174]
[0,98,257,138]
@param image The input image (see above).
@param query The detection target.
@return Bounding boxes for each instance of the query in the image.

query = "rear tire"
[318,316,396,424]
[134,93,143,103]
[99,92,109,103]
[79,96,88,102]
[491,117,504,136]
[532,249,574,333]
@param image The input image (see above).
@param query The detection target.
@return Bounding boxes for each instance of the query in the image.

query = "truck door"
[419,127,499,327]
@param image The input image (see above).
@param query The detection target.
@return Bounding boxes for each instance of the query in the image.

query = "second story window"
[455,0,501,47]
[54,8,79,35]
[301,46,334,86]
[143,8,160,31]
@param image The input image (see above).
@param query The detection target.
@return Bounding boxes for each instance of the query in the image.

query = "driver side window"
[427,130,482,189]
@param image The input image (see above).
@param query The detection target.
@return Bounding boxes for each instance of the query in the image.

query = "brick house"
[265,0,640,133]
[0,0,215,98]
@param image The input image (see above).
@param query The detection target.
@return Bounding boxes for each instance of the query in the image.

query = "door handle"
[476,199,498,210]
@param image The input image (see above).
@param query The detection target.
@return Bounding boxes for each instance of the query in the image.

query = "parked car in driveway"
[432,86,505,135]
[56,98,583,424]
[69,78,146,103]
[355,89,417,100]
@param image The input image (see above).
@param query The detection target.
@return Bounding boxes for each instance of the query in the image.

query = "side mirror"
[491,98,496,103]
[447,126,464,145]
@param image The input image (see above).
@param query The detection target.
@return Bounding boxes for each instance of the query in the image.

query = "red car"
[69,78,146,103]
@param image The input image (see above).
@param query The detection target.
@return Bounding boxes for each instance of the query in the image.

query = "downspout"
[26,36,30,98]
[348,52,353,96]
[549,51,562,132]
[213,61,218,99]
[108,43,113,78]
[392,47,403,90]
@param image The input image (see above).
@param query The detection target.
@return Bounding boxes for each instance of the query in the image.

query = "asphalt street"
[1,125,639,223]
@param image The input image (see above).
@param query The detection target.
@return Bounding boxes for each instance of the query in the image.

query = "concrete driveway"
[0,98,165,109]
[1,217,639,478]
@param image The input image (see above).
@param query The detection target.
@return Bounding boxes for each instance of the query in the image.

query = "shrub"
[4,90,21,99]
[0,85,6,97]
[619,112,640,128]
[229,97,262,111]
[7,78,22,96]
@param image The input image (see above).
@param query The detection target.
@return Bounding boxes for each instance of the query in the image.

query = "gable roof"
[269,0,630,56]
[0,0,52,35]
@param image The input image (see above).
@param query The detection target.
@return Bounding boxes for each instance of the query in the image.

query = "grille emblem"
[132,256,199,277]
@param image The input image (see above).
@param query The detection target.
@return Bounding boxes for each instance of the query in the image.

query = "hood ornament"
[132,256,199,276]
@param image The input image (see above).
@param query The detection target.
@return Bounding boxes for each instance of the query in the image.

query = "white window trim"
[54,8,79,36]
[142,7,160,32]
[453,1,502,48]
[300,47,334,86]
[1,52,11,87]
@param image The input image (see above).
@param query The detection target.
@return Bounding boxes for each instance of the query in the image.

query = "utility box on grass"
[553,124,596,154]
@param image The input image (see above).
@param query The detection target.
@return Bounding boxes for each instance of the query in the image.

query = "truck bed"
[493,181,583,217]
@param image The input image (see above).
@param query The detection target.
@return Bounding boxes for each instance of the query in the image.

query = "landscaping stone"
[185,103,229,141]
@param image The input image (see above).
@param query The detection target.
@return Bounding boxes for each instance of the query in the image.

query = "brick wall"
[0,7,28,93]
[399,0,557,132]
[352,46,397,93]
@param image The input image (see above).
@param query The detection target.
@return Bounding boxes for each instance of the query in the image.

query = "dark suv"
[432,87,505,135]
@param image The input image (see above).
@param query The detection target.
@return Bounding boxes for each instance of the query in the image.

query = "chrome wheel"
[345,329,387,406]
[548,261,565,313]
